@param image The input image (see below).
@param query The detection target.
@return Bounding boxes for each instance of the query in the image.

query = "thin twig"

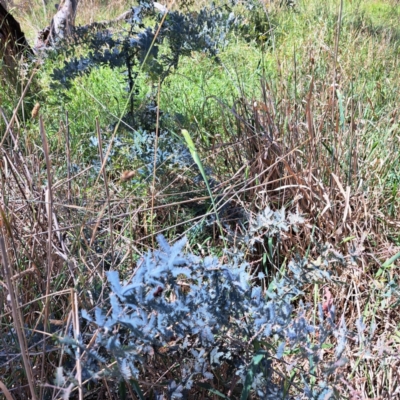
[150,79,161,247]
[72,289,83,400]
[64,111,72,205]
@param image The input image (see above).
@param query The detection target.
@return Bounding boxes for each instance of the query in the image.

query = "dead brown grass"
[202,77,400,397]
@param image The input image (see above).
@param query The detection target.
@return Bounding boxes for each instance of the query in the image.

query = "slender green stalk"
[182,129,226,246]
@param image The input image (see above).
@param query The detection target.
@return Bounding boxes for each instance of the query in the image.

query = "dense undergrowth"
[0,0,399,398]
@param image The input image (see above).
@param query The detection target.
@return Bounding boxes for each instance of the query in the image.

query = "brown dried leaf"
[31,102,40,119]
[120,170,136,182]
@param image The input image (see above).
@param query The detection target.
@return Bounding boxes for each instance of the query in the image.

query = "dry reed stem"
[72,289,83,400]
[150,79,161,247]
[38,115,53,399]
[0,380,15,400]
[0,234,37,399]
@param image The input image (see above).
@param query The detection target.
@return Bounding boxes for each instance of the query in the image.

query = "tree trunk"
[36,0,79,49]
[50,0,79,41]
[0,4,32,84]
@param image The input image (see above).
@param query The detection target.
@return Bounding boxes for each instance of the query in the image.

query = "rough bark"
[35,0,79,49]
[50,0,79,41]
[0,4,33,83]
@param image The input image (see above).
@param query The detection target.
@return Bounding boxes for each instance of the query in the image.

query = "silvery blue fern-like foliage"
[57,206,349,399]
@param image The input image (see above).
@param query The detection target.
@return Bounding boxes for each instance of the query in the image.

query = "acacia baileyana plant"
[50,0,240,91]
[57,207,350,399]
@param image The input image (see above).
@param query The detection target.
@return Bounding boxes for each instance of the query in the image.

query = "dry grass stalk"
[0,233,37,399]
[0,379,14,400]
[38,115,53,399]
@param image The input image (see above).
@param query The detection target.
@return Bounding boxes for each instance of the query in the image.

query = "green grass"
[160,43,264,142]
[360,0,400,24]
